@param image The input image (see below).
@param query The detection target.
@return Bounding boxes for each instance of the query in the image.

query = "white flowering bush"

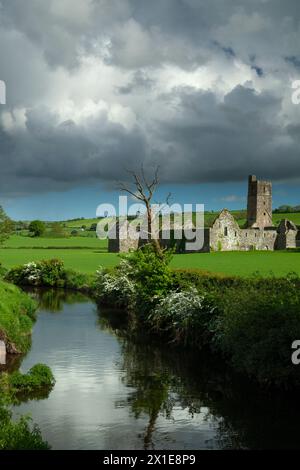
[22,262,42,285]
[5,259,66,287]
[94,266,137,308]
[149,287,217,347]
[5,262,42,286]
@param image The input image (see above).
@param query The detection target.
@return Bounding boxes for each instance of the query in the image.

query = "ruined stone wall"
[108,221,146,253]
[209,209,276,251]
[210,209,241,251]
[286,231,298,249]
[276,219,298,250]
[108,236,141,253]
[108,237,120,253]
[239,228,276,251]
[276,230,298,250]
[276,231,298,250]
[160,228,210,253]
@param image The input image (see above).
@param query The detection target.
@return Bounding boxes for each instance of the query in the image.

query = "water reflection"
[100,308,300,450]
[24,287,88,312]
[10,289,300,449]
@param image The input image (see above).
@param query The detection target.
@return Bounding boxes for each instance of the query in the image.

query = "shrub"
[6,259,65,287]
[94,266,136,308]
[172,269,237,292]
[64,269,91,290]
[119,245,174,314]
[9,364,55,394]
[0,407,50,450]
[149,287,218,347]
[39,259,65,286]
[5,262,42,286]
[213,278,300,387]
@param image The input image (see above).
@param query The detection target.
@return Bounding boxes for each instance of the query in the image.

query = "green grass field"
[0,248,119,272]
[4,234,107,250]
[1,235,300,277]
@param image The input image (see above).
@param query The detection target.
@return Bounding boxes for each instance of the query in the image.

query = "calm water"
[10,289,300,450]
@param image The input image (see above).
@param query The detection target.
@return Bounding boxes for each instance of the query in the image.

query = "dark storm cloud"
[0,107,147,193]
[152,85,300,184]
[1,84,299,193]
[0,0,300,196]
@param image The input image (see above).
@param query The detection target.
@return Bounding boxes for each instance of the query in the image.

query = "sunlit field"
[1,235,300,277]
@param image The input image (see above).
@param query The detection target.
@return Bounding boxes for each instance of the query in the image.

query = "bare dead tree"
[117,166,163,255]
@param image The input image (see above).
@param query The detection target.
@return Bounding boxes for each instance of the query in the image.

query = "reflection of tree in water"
[23,287,90,312]
[99,307,300,450]
[119,344,174,450]
[116,340,219,449]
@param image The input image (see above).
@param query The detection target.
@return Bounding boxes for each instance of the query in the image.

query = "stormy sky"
[0,0,300,219]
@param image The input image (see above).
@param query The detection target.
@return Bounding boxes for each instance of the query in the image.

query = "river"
[10,289,300,450]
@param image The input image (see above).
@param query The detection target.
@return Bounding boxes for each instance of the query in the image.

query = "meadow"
[1,234,300,277]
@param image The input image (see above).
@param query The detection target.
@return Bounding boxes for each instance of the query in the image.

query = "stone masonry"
[247,175,273,228]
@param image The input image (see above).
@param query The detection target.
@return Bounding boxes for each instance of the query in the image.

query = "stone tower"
[247,175,273,228]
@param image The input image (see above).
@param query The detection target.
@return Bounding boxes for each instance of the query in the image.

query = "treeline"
[274,205,300,213]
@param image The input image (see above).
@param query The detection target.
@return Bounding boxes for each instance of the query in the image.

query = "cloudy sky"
[1,0,300,220]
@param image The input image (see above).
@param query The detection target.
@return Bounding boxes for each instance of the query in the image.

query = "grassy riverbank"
[0,282,55,449]
[0,280,37,353]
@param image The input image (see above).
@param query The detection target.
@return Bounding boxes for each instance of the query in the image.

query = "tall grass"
[0,280,37,353]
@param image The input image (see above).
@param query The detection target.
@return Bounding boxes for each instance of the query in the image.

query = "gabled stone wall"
[276,219,298,250]
[210,209,241,251]
[209,209,277,251]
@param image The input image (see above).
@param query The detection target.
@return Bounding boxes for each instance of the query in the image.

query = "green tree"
[29,220,46,237]
[49,222,66,237]
[0,206,13,245]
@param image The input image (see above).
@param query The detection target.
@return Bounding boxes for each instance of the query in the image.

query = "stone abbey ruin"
[207,175,299,252]
[108,175,300,253]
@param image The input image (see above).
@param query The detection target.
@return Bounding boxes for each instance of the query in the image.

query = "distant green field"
[272,213,300,226]
[3,235,108,250]
[65,218,101,228]
[1,235,300,277]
